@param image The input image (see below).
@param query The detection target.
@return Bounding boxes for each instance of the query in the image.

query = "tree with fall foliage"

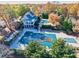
[68,4,79,19]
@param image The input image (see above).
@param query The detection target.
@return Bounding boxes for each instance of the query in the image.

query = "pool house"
[22,11,37,28]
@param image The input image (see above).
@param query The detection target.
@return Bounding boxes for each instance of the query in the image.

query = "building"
[22,11,37,28]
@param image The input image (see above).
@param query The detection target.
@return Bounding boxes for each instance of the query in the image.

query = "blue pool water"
[64,38,76,43]
[39,34,57,47]
[19,31,57,48]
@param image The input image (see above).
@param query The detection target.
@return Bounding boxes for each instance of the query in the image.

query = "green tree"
[18,5,30,17]
[14,41,51,58]
[6,5,30,19]
[41,12,48,19]
[60,15,65,25]
[50,38,76,58]
[63,45,76,58]
[62,18,73,34]
[5,4,17,18]
[34,17,41,29]
[14,49,25,58]
[55,7,64,16]
[24,41,51,58]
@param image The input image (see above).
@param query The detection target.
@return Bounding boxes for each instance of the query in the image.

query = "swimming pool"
[10,30,77,49]
[64,38,76,43]
[19,31,77,48]
[19,31,57,48]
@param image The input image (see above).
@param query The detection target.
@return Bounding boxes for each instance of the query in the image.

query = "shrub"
[50,38,76,58]
[41,12,48,19]
[41,25,51,29]
[62,18,73,34]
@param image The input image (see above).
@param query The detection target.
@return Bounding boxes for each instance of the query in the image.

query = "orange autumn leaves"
[48,12,60,26]
[68,4,79,16]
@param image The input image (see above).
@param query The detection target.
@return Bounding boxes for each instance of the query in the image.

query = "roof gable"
[22,11,37,25]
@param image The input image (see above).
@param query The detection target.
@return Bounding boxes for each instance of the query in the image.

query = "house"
[22,11,37,28]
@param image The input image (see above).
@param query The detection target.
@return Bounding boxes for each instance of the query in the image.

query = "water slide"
[10,28,27,49]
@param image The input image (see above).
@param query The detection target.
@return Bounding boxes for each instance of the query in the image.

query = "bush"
[14,41,51,58]
[34,17,41,29]
[4,41,10,46]
[55,7,64,16]
[41,12,48,19]
[41,25,51,29]
[15,21,24,30]
[14,49,25,58]
[60,15,65,25]
[6,5,30,18]
[18,5,30,17]
[24,41,51,58]
[13,39,76,58]
[50,38,76,58]
[62,18,73,34]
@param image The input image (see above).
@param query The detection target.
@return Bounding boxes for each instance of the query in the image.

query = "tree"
[6,5,30,18]
[0,5,14,31]
[34,17,41,29]
[63,45,76,58]
[50,38,76,58]
[50,38,65,58]
[60,15,65,25]
[62,18,73,34]
[5,4,17,19]
[14,41,51,58]
[24,41,51,58]
[18,5,30,17]
[68,4,78,19]
[14,40,76,58]
[14,49,25,58]
[41,12,48,19]
[55,7,64,16]
[43,2,56,13]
